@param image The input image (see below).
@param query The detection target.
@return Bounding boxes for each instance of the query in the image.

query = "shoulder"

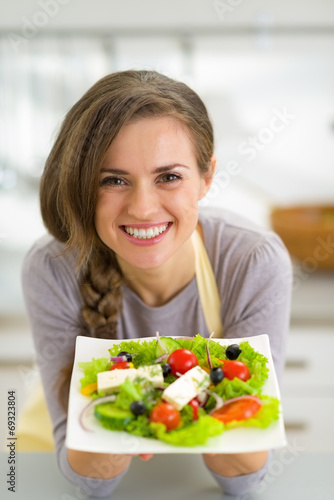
[23,233,64,267]
[22,233,79,293]
[199,205,274,244]
[198,206,291,275]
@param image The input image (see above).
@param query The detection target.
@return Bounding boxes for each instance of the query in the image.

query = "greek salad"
[78,333,280,447]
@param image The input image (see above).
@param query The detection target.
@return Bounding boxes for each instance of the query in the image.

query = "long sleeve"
[205,451,272,496]
[202,209,292,495]
[21,235,129,497]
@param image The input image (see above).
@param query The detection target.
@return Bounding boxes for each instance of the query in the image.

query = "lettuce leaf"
[150,415,224,446]
[78,357,111,388]
[114,378,143,410]
[114,378,160,413]
[204,377,259,413]
[175,334,224,362]
[125,415,156,438]
[108,339,157,368]
[238,341,269,390]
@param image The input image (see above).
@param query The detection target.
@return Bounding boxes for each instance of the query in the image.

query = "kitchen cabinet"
[290,270,334,323]
[281,326,334,451]
[280,266,334,452]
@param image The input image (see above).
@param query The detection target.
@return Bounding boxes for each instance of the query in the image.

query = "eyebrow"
[100,164,190,175]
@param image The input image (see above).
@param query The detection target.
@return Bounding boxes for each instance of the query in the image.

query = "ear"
[198,155,216,200]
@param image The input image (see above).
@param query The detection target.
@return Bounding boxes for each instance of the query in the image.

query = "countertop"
[1,451,333,500]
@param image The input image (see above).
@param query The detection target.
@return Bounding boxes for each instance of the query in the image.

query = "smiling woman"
[21,70,292,498]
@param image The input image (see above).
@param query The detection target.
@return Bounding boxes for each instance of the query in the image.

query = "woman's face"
[95,116,214,271]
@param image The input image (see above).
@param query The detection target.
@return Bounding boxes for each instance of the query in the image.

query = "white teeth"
[124,224,169,239]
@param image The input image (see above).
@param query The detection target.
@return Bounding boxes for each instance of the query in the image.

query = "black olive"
[130,400,146,416]
[226,344,242,360]
[161,363,172,378]
[210,367,224,384]
[118,351,132,362]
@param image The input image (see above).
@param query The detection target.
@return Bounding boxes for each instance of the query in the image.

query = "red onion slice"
[206,331,215,370]
[79,395,117,432]
[154,353,169,363]
[156,330,168,354]
[110,356,127,362]
[205,389,224,413]
[197,391,210,408]
[208,394,262,415]
[223,395,263,406]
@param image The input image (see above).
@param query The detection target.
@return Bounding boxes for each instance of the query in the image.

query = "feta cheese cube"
[97,365,164,394]
[162,366,210,410]
[97,368,137,393]
[136,365,164,388]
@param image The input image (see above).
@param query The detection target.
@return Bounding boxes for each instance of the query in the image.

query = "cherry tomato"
[109,361,134,371]
[168,349,198,376]
[211,397,261,424]
[220,359,251,381]
[150,402,181,431]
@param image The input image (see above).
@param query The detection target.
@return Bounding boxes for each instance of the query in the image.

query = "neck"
[118,237,196,307]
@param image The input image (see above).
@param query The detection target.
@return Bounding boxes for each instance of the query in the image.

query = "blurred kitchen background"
[0,0,334,451]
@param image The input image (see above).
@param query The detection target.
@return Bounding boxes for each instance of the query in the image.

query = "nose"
[127,185,159,220]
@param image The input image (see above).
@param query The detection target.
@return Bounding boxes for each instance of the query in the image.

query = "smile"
[122,223,171,240]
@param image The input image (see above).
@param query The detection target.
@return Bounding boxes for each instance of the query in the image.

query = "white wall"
[1,0,334,30]
[1,0,334,314]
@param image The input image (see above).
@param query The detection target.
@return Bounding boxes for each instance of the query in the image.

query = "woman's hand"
[139,453,154,461]
[202,450,269,477]
[68,449,132,479]
[125,453,154,461]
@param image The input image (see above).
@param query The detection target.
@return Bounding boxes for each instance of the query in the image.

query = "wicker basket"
[270,205,334,270]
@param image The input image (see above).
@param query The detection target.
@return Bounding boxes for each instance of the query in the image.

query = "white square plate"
[66,334,287,454]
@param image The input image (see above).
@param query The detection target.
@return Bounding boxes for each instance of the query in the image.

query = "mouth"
[121,222,172,240]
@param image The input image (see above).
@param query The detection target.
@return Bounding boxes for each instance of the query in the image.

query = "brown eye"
[160,173,181,183]
[100,176,125,187]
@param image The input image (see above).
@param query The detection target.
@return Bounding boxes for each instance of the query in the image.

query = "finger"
[139,453,154,461]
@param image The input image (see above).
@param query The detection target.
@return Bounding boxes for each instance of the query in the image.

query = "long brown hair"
[40,70,214,405]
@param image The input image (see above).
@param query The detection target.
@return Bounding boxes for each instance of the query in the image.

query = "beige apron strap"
[191,228,224,338]
[16,380,54,452]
